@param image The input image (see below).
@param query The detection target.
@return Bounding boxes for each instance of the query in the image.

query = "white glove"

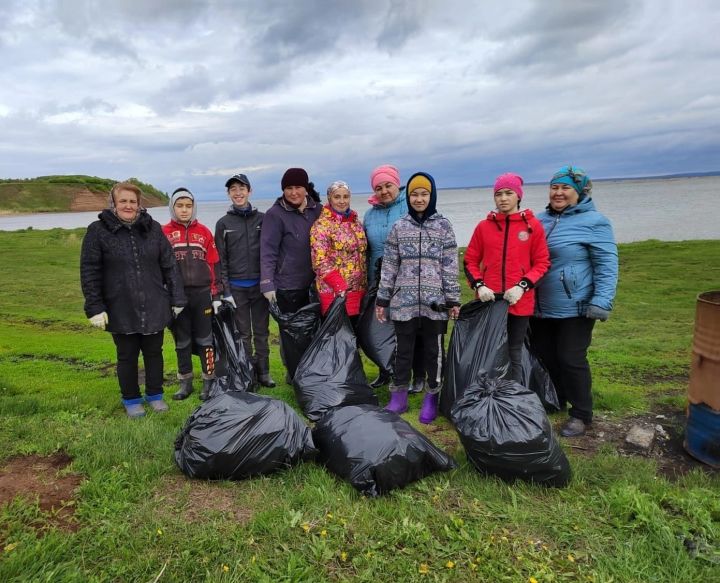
[503,285,525,306]
[476,286,495,302]
[222,294,237,309]
[89,312,108,330]
[263,290,277,305]
[212,300,223,314]
[172,306,184,318]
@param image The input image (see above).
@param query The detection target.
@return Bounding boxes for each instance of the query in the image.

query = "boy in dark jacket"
[162,188,221,400]
[215,174,275,387]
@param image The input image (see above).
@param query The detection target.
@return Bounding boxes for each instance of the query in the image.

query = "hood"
[545,196,596,216]
[405,172,437,224]
[169,188,197,223]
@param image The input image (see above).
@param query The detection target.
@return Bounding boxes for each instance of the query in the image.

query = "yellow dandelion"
[320,529,328,537]
[418,563,430,574]
[529,577,539,583]
[301,523,311,533]
[222,565,229,572]
[326,512,333,519]
[567,554,575,562]
[4,543,18,552]
[446,560,455,569]
[340,551,348,561]
[157,529,163,536]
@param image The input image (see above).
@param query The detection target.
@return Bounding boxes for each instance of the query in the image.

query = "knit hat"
[370,164,401,190]
[407,174,432,194]
[225,173,251,189]
[281,167,309,191]
[169,187,197,223]
[550,165,592,199]
[493,172,524,200]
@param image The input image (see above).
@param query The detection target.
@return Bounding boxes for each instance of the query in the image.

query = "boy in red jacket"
[463,173,550,381]
[162,188,221,400]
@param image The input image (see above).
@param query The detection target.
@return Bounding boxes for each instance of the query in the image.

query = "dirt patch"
[0,452,83,533]
[152,475,257,524]
[558,406,719,479]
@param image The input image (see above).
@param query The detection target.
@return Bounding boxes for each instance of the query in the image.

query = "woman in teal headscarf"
[530,165,618,438]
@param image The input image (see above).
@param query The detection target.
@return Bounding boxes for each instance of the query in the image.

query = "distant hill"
[0,175,169,214]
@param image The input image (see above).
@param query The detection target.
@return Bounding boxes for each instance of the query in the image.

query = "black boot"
[199,377,214,401]
[370,370,391,389]
[172,376,194,400]
[258,373,276,388]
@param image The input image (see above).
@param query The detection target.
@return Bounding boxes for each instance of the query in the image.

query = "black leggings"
[112,331,165,400]
[507,314,530,383]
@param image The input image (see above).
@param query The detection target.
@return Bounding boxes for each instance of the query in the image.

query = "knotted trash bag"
[440,299,510,419]
[313,404,457,497]
[519,341,560,412]
[450,377,571,487]
[293,297,378,421]
[210,303,255,394]
[269,301,322,381]
[174,391,316,480]
[357,285,395,376]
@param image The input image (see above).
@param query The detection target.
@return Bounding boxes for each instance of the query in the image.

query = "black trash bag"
[269,301,322,381]
[313,404,457,497]
[357,285,395,376]
[450,377,571,487]
[174,391,316,480]
[293,297,378,421]
[211,303,255,394]
[440,299,510,419]
[519,341,560,412]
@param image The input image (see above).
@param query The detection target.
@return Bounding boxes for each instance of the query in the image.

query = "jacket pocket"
[560,269,572,299]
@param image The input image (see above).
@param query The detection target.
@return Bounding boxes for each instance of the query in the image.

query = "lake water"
[1,176,717,246]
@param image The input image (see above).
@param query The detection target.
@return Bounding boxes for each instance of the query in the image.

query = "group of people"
[79,163,618,437]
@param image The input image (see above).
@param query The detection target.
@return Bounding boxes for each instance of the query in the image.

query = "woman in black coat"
[80,182,186,418]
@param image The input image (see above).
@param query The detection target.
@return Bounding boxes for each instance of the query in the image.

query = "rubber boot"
[370,370,391,389]
[385,387,409,414]
[418,392,439,424]
[199,376,214,401]
[122,397,146,419]
[172,374,194,400]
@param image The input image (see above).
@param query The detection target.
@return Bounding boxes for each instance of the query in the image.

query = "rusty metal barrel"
[685,291,720,467]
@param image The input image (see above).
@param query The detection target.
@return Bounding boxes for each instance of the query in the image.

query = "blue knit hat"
[550,165,592,199]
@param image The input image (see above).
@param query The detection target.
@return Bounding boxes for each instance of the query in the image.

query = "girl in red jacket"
[463,173,550,381]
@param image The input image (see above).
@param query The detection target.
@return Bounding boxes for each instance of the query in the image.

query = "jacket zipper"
[501,215,510,291]
[560,270,572,298]
[418,225,423,318]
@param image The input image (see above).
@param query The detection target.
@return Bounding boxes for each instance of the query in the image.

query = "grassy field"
[0,229,719,582]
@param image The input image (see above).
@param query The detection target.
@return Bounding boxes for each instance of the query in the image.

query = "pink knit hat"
[493,172,524,200]
[370,164,401,190]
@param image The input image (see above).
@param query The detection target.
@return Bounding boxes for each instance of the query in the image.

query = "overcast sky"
[1,0,719,200]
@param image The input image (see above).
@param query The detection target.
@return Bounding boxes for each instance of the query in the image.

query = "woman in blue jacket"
[530,165,618,437]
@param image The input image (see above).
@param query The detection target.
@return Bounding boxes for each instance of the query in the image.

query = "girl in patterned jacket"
[310,181,367,321]
[375,172,461,424]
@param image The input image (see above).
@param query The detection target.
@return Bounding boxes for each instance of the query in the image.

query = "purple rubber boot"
[385,387,409,414]
[418,392,439,424]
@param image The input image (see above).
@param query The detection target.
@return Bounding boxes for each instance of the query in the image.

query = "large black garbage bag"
[269,301,321,381]
[451,377,571,487]
[293,297,378,421]
[174,391,316,480]
[211,303,255,394]
[357,286,395,375]
[313,404,457,497]
[440,300,510,419]
[520,341,560,412]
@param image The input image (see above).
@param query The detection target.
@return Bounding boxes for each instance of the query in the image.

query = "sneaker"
[122,399,146,419]
[258,373,276,388]
[146,395,169,413]
[560,417,587,437]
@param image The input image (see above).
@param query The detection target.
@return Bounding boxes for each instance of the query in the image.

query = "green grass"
[0,176,168,213]
[0,230,719,581]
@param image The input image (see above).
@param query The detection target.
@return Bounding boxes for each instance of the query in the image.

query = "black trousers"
[393,318,448,392]
[529,316,596,423]
[112,331,165,400]
[230,285,270,375]
[171,287,214,377]
[507,314,530,383]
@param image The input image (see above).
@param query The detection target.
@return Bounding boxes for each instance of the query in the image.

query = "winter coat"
[376,213,461,321]
[260,196,322,293]
[310,205,368,316]
[463,209,550,316]
[363,188,407,285]
[162,219,220,296]
[215,205,263,290]
[80,209,186,334]
[534,197,618,319]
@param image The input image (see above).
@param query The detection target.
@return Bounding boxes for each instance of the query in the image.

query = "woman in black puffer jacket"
[80,182,186,418]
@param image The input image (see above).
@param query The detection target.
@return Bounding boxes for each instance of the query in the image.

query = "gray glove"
[503,285,525,306]
[212,300,223,314]
[476,285,495,302]
[172,306,184,318]
[89,312,108,330]
[586,304,610,321]
[263,290,277,305]
[222,294,237,309]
